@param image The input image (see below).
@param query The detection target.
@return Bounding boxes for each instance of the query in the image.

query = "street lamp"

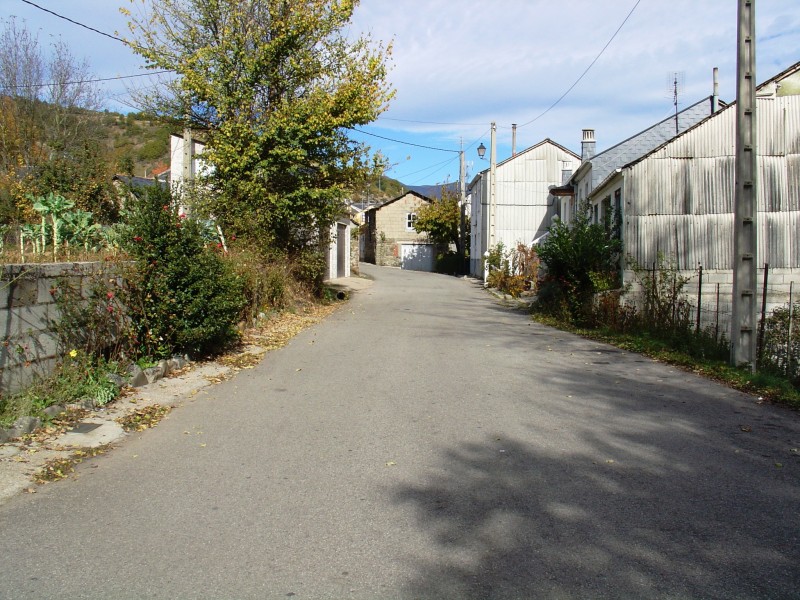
[477,143,486,160]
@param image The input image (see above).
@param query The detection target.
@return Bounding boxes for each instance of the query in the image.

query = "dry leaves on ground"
[116,405,171,432]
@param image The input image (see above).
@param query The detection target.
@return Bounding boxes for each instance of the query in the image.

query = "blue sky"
[3,0,799,187]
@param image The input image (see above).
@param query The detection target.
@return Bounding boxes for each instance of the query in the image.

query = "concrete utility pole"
[731,0,758,371]
[459,147,467,275]
[489,122,497,248]
[182,127,193,184]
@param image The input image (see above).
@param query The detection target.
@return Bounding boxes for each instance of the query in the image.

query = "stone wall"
[0,262,107,395]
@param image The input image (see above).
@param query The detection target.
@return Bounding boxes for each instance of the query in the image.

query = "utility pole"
[731,0,758,371]
[459,144,467,275]
[182,127,193,184]
[489,121,497,248]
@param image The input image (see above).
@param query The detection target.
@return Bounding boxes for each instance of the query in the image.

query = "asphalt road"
[0,264,798,599]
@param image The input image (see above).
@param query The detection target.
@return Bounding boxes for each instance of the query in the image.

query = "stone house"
[362,191,439,271]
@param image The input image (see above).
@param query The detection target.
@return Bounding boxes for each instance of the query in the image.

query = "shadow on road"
[391,361,800,599]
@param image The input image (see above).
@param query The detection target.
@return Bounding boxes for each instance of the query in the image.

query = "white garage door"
[400,244,435,271]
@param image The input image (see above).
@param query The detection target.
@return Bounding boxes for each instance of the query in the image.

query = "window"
[406,212,417,231]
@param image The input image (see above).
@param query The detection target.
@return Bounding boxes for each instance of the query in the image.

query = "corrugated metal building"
[563,96,720,225]
[468,139,579,276]
[589,61,800,327]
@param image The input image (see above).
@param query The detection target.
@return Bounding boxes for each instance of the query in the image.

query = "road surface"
[0,264,798,599]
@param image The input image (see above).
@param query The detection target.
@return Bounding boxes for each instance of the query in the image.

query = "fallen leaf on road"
[385,461,396,467]
[24,487,36,494]
[740,425,752,432]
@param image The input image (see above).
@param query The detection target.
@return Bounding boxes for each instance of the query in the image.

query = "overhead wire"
[5,70,173,89]
[517,0,643,129]
[20,0,134,46]
[350,127,460,154]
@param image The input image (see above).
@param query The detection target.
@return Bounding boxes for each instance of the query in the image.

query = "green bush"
[137,137,167,162]
[535,208,621,323]
[291,247,326,296]
[759,300,800,384]
[120,185,246,358]
[230,246,294,322]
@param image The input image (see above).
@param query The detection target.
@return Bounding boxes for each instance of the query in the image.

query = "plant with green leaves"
[535,207,622,323]
[413,188,468,259]
[61,209,102,253]
[28,191,75,260]
[123,0,394,257]
[119,184,246,358]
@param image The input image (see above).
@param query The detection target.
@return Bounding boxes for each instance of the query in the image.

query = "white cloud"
[5,0,798,183]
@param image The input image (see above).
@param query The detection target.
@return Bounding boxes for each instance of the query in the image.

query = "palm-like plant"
[29,192,75,260]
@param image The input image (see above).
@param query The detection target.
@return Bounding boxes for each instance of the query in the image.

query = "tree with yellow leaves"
[123,0,394,253]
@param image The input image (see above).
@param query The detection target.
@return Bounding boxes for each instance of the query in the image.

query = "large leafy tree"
[123,0,394,252]
[413,188,467,258]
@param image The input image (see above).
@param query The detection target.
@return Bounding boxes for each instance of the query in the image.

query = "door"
[400,244,435,271]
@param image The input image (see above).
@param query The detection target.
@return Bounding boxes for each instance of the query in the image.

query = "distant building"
[468,139,580,277]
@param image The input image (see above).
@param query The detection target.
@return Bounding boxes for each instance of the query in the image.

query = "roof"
[468,137,578,190]
[365,190,432,213]
[589,59,800,197]
[112,175,167,189]
[575,96,720,189]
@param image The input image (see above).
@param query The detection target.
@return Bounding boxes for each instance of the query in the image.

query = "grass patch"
[532,313,800,409]
[0,353,123,427]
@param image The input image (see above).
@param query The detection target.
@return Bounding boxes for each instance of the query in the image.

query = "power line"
[407,155,461,186]
[518,0,643,129]
[377,116,486,127]
[5,70,173,89]
[351,127,460,154]
[19,0,131,45]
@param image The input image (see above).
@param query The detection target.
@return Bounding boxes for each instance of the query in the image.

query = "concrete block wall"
[621,267,800,339]
[0,262,106,395]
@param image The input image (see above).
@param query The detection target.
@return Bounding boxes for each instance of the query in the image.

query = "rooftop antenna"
[667,71,686,135]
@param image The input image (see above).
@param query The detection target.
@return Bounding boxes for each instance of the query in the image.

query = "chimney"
[581,129,596,162]
[511,123,517,157]
[561,161,572,185]
[711,67,720,113]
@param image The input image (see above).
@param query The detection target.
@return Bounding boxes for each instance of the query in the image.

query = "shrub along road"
[0,264,798,599]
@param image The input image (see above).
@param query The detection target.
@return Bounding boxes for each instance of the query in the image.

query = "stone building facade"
[362,191,439,270]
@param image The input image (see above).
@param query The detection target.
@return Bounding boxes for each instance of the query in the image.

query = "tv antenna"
[667,71,686,135]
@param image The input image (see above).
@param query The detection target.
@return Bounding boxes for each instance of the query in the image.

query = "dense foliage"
[535,209,621,323]
[413,189,467,256]
[124,0,394,254]
[121,185,246,358]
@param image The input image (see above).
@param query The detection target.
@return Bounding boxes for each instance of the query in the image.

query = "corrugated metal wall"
[625,94,800,270]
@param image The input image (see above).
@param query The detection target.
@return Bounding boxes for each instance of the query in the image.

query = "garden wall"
[0,262,107,395]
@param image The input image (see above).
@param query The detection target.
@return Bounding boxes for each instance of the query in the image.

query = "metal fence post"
[757,264,769,368]
[788,281,794,377]
[696,265,703,335]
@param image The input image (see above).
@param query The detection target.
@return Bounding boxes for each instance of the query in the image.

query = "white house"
[169,131,209,198]
[468,139,580,277]
[170,130,353,281]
